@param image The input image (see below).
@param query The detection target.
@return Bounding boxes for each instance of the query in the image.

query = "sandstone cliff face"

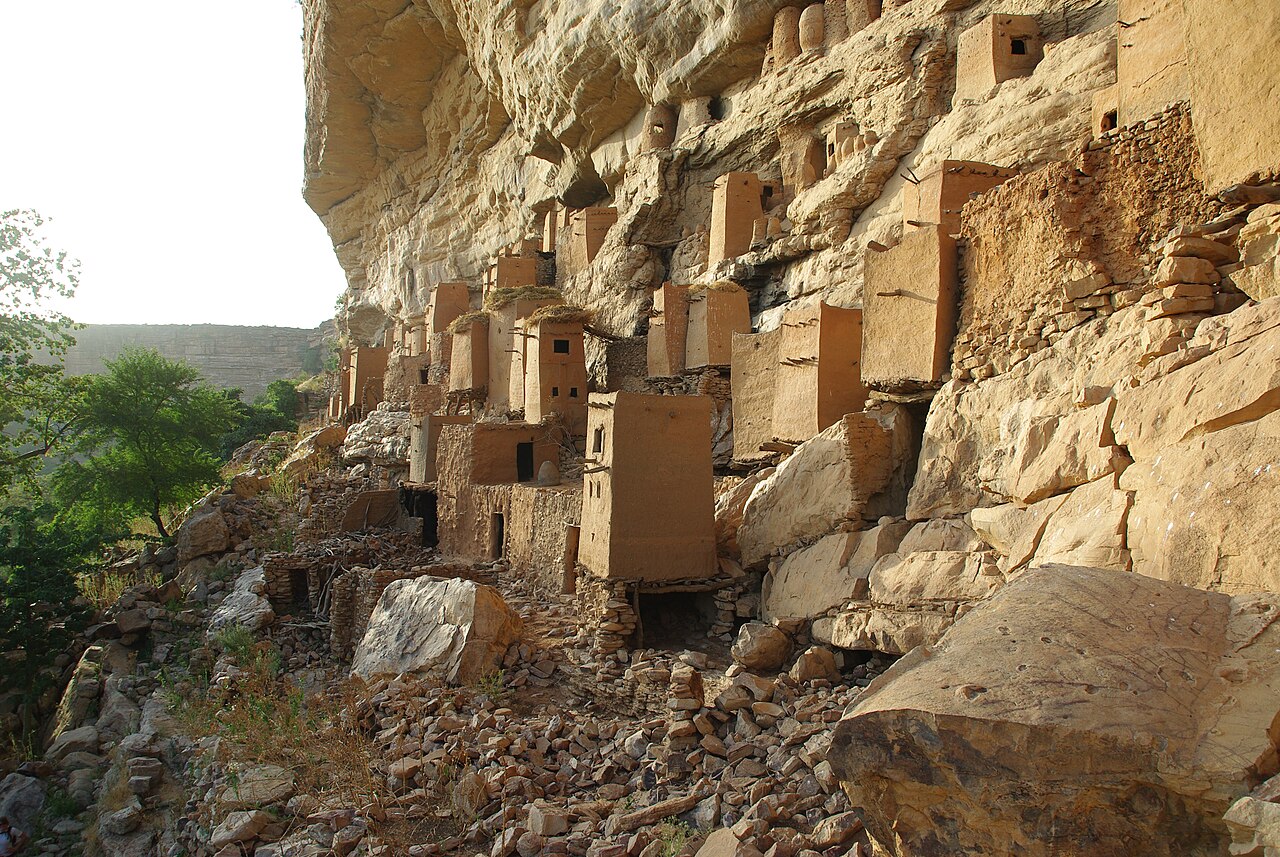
[303,0,1115,342]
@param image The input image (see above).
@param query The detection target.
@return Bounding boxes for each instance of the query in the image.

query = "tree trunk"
[152,508,170,541]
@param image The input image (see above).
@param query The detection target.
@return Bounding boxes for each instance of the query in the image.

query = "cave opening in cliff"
[632,590,716,650]
[709,96,727,121]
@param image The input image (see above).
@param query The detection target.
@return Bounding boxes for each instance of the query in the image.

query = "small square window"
[569,387,579,398]
[551,386,560,397]
[553,339,570,354]
[1011,38,1027,55]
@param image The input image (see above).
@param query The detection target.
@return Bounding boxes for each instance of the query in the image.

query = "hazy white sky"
[0,1,348,328]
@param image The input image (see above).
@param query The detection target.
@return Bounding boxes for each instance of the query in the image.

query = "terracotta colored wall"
[862,226,958,391]
[580,392,716,582]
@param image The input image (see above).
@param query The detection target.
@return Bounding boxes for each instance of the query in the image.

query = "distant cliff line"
[59,323,335,400]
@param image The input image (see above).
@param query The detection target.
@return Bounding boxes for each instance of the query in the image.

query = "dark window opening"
[553,338,570,353]
[516,442,535,482]
[489,513,505,560]
[593,427,605,454]
[289,569,309,609]
[569,387,579,398]
[708,96,727,121]
[1011,38,1027,55]
[1101,110,1118,133]
[631,591,717,649]
[420,493,438,547]
[552,386,560,397]
[419,369,430,384]
[763,186,774,197]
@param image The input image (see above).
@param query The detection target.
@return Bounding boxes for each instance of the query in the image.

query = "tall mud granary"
[295,0,1280,853]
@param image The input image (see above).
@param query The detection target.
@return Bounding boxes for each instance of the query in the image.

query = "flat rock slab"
[828,565,1280,856]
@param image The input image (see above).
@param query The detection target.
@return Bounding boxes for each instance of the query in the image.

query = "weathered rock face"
[207,568,276,634]
[737,406,914,568]
[304,0,1116,345]
[828,565,1280,856]
[342,404,411,465]
[175,507,231,564]
[352,577,522,684]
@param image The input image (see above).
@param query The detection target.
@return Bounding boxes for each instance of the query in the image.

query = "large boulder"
[762,523,910,623]
[0,774,45,834]
[738,406,914,568]
[827,565,1280,856]
[353,578,522,685]
[278,424,346,480]
[730,622,792,672]
[207,567,275,634]
[175,507,230,563]
[342,407,411,464]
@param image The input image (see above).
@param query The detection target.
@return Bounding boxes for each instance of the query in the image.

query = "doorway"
[489,513,505,559]
[516,442,535,482]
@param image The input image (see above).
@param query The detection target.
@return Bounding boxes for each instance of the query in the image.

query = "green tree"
[217,379,299,459]
[0,209,82,484]
[57,347,240,539]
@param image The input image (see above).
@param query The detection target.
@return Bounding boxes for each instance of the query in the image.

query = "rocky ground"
[0,437,881,857]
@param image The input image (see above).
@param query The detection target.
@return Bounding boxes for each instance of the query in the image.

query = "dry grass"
[167,644,458,849]
[527,303,594,325]
[483,286,562,311]
[688,280,744,294]
[448,310,490,334]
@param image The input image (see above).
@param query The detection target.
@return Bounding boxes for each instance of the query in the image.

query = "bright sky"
[0,1,348,329]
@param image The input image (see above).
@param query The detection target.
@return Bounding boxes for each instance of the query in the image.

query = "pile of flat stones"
[333,656,869,857]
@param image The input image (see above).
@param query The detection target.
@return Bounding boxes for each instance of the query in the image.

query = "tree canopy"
[0,209,82,485]
[56,347,241,538]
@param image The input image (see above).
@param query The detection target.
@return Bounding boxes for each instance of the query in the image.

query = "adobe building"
[708,172,781,265]
[641,104,678,152]
[685,283,752,370]
[427,282,471,335]
[578,392,716,583]
[486,289,563,412]
[408,413,473,483]
[405,315,427,357]
[825,121,860,175]
[522,308,590,436]
[731,328,781,463]
[771,302,867,443]
[448,313,490,394]
[779,126,827,197]
[1115,0,1187,128]
[506,482,583,597]
[561,207,618,278]
[845,0,881,34]
[348,345,390,417]
[541,204,562,253]
[436,422,562,560]
[485,256,538,294]
[647,282,690,377]
[954,14,1043,101]
[902,160,1017,235]
[861,225,959,391]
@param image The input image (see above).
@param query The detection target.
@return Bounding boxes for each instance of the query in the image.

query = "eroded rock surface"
[828,565,1280,856]
[353,577,522,684]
